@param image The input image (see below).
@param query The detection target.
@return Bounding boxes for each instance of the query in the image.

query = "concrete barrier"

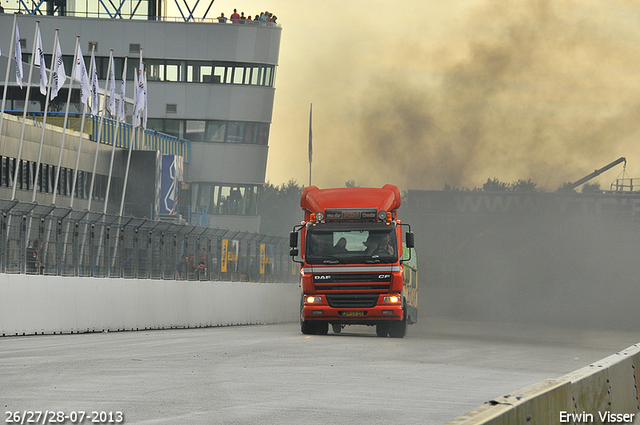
[445,343,640,425]
[0,274,300,336]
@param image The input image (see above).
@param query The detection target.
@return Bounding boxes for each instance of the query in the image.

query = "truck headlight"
[305,296,322,304]
[383,295,400,303]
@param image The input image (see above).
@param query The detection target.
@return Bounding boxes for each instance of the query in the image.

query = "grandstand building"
[0,2,281,232]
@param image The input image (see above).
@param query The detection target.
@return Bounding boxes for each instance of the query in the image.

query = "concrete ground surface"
[2,317,639,425]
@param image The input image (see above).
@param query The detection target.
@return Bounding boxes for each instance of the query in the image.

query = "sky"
[8,0,640,192]
[214,0,640,193]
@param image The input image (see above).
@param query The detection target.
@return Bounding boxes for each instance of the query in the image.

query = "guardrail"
[445,343,640,424]
[6,111,191,163]
[0,198,293,283]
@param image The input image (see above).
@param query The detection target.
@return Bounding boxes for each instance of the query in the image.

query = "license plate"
[341,311,365,317]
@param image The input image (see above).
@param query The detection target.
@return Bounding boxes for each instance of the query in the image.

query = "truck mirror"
[289,248,299,257]
[289,231,298,248]
[405,232,415,248]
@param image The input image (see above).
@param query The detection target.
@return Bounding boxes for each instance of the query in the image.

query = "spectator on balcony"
[217,12,227,23]
[230,8,240,24]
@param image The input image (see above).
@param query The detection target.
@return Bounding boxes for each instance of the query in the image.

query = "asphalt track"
[2,318,639,425]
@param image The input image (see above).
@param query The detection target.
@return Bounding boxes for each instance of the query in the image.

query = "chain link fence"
[0,199,295,282]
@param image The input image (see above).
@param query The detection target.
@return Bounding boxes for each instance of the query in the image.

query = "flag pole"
[110,56,128,274]
[32,28,59,203]
[87,43,111,212]
[103,50,118,215]
[94,50,116,272]
[69,41,92,209]
[52,35,79,205]
[308,103,312,187]
[0,13,18,144]
[120,49,144,217]
[12,20,40,200]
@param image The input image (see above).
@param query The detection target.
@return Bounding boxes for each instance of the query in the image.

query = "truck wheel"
[376,324,389,337]
[388,317,407,338]
[316,322,329,335]
[301,320,315,335]
[331,323,342,334]
[300,296,315,334]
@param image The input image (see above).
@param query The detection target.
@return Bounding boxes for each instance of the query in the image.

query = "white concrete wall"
[445,343,640,425]
[0,274,299,336]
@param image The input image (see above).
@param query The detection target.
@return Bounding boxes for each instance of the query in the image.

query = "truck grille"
[313,273,391,283]
[316,283,390,292]
[313,273,391,293]
[326,294,380,308]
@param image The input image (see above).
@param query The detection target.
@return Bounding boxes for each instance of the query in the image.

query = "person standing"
[230,8,240,24]
[217,12,227,23]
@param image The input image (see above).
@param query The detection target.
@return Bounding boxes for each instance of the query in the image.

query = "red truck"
[289,184,417,338]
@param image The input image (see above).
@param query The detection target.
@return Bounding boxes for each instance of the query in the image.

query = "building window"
[185,120,206,142]
[60,55,276,87]
[191,183,261,216]
[154,119,269,145]
[206,121,226,142]
[165,60,183,82]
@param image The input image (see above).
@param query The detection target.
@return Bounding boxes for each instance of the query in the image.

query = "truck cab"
[290,184,417,338]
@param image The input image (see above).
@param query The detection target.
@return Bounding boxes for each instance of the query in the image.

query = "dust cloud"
[404,192,640,333]
[357,0,640,191]
[270,0,640,191]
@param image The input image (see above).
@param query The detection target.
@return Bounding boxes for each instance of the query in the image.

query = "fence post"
[73,221,79,276]
[206,236,212,281]
[216,237,222,281]
[160,231,165,280]
[105,225,111,278]
[20,215,27,274]
[55,219,62,276]
[0,213,6,273]
[147,230,152,279]
[133,228,139,278]
[90,223,95,277]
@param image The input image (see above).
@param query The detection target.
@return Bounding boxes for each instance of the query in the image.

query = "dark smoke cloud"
[346,0,640,191]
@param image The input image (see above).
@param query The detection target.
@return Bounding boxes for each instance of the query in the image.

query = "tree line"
[258,178,602,237]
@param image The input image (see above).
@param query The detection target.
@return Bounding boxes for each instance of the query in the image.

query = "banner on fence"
[160,155,184,215]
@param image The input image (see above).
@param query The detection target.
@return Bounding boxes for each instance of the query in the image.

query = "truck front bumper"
[301,304,404,323]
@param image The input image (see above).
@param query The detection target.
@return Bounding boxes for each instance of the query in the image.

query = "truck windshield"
[305,222,397,265]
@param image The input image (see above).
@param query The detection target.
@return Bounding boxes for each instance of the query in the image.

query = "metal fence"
[0,199,295,282]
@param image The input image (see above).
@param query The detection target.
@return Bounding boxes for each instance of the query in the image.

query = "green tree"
[511,179,539,192]
[556,182,576,193]
[482,178,510,192]
[581,182,601,194]
[259,180,305,237]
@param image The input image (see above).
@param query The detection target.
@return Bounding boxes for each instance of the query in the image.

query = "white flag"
[134,54,142,105]
[14,24,23,88]
[143,69,147,129]
[90,49,98,115]
[36,28,47,96]
[74,45,91,105]
[108,55,116,116]
[50,39,66,100]
[118,57,127,122]
[132,61,145,127]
